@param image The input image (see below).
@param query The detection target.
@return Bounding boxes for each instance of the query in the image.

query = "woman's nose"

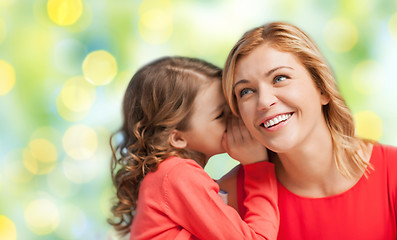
[257,86,277,111]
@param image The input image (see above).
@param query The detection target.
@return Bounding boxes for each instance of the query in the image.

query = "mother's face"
[232,44,330,153]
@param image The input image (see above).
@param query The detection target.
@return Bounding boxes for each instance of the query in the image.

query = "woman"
[219,22,397,239]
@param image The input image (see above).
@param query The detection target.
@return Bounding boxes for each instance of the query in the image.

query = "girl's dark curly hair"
[108,56,222,236]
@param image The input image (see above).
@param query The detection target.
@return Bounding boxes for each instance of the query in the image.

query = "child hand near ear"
[222,116,268,165]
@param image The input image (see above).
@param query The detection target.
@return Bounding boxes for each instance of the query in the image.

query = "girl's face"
[181,80,227,160]
[233,44,329,153]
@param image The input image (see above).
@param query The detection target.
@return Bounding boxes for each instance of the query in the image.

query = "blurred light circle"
[55,204,87,239]
[64,1,92,32]
[0,18,5,43]
[53,38,87,74]
[323,18,358,53]
[63,124,97,160]
[56,93,88,122]
[60,76,96,112]
[29,138,57,163]
[31,127,63,152]
[0,215,17,240]
[24,199,59,235]
[354,111,383,141]
[56,75,96,122]
[352,60,384,95]
[47,0,83,26]
[139,8,173,44]
[138,0,173,16]
[82,50,117,86]
[62,155,99,183]
[0,60,15,95]
[389,12,397,42]
[23,139,57,175]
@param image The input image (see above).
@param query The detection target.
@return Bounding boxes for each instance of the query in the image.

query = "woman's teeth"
[262,113,292,128]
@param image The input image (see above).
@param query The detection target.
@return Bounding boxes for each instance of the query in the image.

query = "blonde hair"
[109,56,222,236]
[223,21,372,178]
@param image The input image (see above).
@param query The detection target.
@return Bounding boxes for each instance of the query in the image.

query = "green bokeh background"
[1,0,397,239]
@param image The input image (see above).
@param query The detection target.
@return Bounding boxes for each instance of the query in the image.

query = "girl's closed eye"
[215,111,224,120]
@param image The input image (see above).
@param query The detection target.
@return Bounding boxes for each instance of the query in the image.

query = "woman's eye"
[239,88,253,98]
[274,75,287,83]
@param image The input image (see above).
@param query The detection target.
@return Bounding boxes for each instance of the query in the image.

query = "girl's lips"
[259,112,294,129]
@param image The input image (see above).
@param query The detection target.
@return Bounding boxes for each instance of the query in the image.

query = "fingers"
[237,118,252,141]
[226,116,243,146]
[221,132,230,153]
[222,117,234,152]
[231,117,254,143]
[224,115,269,164]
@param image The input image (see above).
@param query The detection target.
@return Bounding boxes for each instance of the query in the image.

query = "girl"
[108,57,279,240]
[220,21,397,239]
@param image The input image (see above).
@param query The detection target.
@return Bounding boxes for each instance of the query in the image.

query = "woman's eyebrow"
[265,66,294,77]
[232,66,294,92]
[232,79,249,93]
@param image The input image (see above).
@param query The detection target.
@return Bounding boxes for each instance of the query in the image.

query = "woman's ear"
[320,91,330,105]
[169,130,187,149]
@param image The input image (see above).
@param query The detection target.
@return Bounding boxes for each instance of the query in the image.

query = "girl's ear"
[169,130,187,149]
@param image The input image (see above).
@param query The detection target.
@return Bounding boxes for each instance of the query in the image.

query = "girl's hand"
[222,116,268,165]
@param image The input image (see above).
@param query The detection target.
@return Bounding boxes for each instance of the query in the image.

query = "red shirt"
[130,156,279,240]
[237,143,397,239]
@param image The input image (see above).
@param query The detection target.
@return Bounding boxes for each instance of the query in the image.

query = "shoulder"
[162,156,215,190]
[373,143,397,202]
[160,157,220,209]
[164,157,206,177]
[378,143,397,156]
[156,156,201,175]
[142,156,203,187]
[371,143,397,163]
[369,143,397,177]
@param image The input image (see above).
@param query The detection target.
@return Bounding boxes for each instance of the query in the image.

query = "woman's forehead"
[234,46,302,80]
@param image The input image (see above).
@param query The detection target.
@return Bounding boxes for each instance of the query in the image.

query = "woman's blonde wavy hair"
[223,21,373,179]
[109,56,222,236]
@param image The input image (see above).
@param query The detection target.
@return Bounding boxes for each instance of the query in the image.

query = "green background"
[1,0,397,239]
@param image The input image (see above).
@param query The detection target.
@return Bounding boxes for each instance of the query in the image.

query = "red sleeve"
[243,162,280,239]
[385,145,397,221]
[161,160,279,240]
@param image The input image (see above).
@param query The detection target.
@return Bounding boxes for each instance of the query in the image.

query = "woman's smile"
[260,112,293,129]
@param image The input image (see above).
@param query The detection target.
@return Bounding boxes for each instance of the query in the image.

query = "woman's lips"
[260,112,293,129]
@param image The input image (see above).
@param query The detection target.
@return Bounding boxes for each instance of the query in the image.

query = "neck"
[272,132,358,198]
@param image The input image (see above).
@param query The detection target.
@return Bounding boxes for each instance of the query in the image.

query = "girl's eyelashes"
[215,111,224,120]
[273,75,288,83]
